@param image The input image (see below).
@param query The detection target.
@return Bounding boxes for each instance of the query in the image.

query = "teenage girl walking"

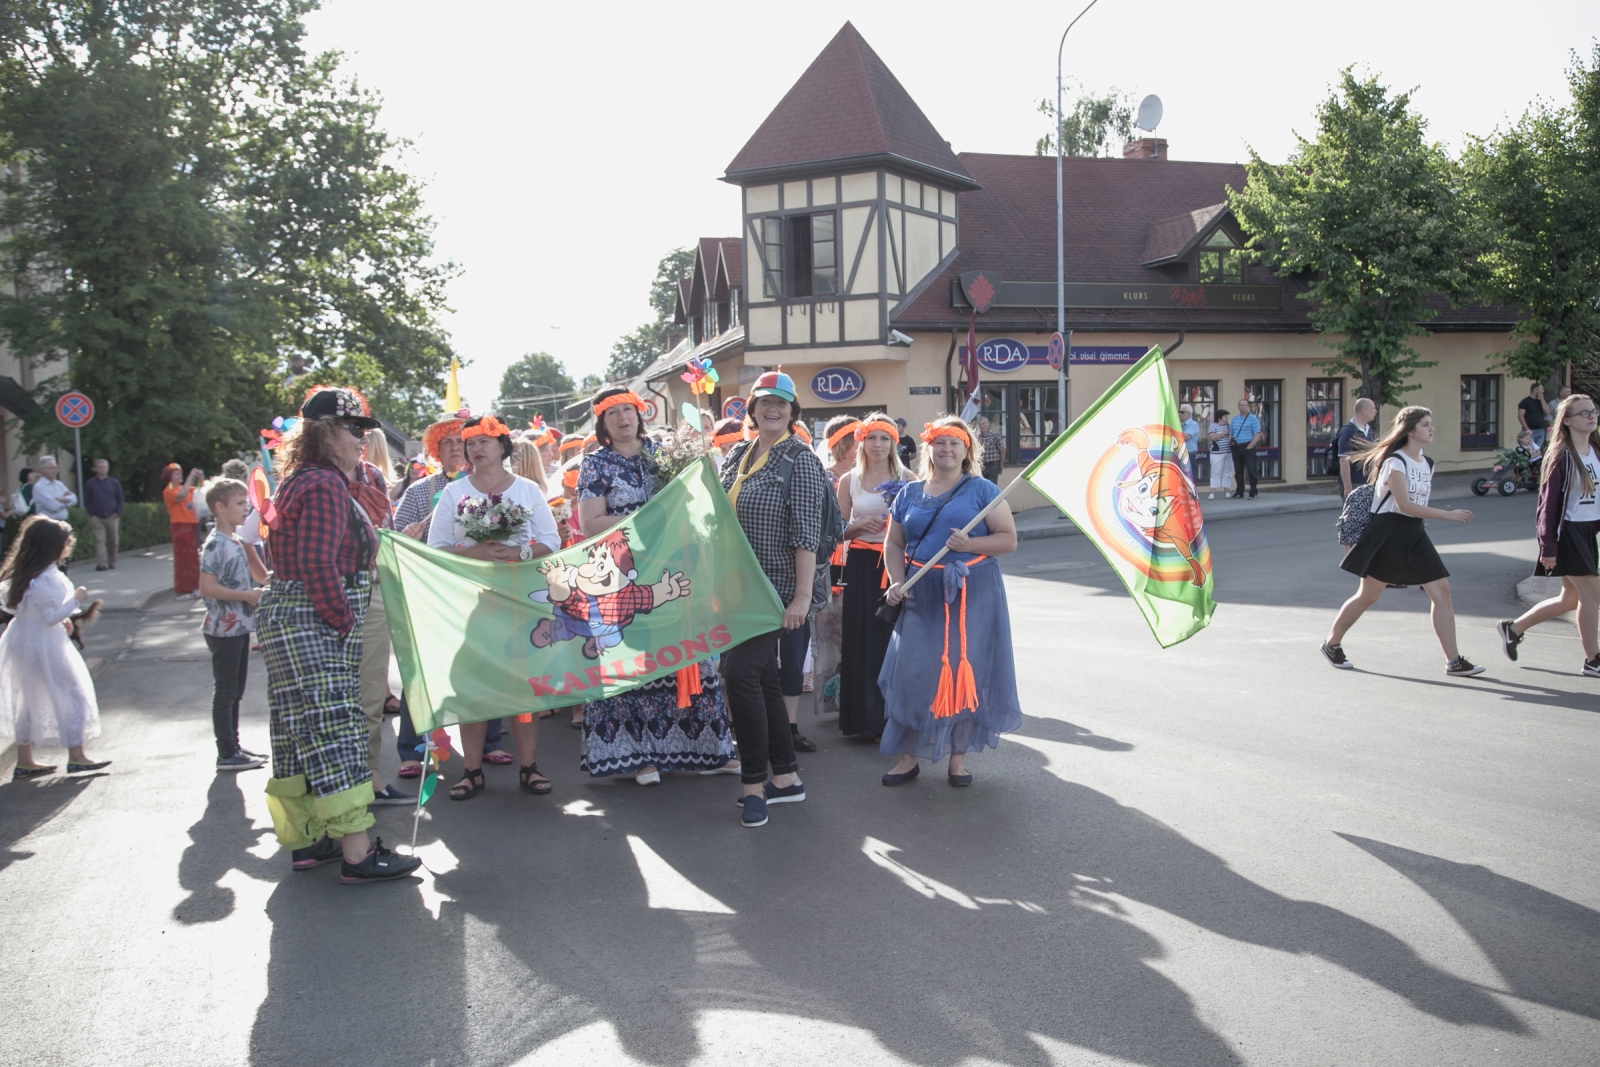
[1497,394,1600,676]
[0,516,110,778]
[1322,406,1484,677]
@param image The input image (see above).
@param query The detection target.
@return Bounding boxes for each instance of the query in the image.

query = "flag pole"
[895,477,1031,597]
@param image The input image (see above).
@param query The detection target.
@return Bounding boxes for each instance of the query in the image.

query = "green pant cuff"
[315,781,376,838]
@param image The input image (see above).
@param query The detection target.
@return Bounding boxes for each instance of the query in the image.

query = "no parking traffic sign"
[55,391,94,429]
[1047,333,1066,372]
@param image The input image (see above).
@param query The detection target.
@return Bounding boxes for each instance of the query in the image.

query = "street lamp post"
[1056,0,1102,441]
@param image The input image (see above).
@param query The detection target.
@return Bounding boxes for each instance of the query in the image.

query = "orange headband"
[461,415,512,440]
[793,423,812,444]
[531,430,557,447]
[854,418,897,442]
[921,423,972,449]
[559,436,583,455]
[826,421,861,449]
[713,431,745,448]
[593,391,645,419]
[562,468,579,489]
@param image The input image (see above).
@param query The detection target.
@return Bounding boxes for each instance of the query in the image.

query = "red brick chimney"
[1123,137,1168,160]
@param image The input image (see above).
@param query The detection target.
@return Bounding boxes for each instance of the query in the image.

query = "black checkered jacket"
[720,435,827,604]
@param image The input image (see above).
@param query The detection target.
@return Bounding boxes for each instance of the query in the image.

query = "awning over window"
[0,376,38,418]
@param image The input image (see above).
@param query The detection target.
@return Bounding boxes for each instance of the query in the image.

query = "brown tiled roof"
[673,277,693,325]
[893,153,1519,333]
[715,240,743,300]
[724,23,975,190]
[1141,203,1228,265]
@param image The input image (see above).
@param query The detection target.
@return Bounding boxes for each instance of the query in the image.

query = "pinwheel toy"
[680,355,720,396]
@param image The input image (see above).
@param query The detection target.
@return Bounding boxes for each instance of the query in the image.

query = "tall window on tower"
[762,213,838,298]
[1196,229,1244,285]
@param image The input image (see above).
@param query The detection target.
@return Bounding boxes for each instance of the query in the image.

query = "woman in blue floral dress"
[575,388,737,785]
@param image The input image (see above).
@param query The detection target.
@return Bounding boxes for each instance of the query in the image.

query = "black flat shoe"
[791,732,818,753]
[948,771,973,786]
[66,760,111,773]
[882,764,920,786]
[12,765,55,780]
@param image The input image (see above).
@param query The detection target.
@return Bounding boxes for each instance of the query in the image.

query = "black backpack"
[777,448,844,615]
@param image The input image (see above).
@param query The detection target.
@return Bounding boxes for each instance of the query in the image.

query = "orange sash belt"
[849,538,891,587]
[908,556,989,719]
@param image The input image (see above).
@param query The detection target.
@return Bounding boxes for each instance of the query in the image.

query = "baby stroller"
[1470,447,1540,497]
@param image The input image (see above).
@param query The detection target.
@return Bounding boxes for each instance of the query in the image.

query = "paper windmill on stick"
[410,727,454,851]
[680,355,719,395]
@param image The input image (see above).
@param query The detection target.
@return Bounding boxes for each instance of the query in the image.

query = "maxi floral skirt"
[580,658,736,776]
[878,558,1022,763]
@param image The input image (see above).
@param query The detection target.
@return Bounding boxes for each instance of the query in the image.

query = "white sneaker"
[636,770,661,786]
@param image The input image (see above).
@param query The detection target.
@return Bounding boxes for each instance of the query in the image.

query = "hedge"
[62,502,173,561]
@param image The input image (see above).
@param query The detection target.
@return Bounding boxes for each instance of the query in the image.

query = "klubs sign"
[973,337,1032,374]
[810,367,864,403]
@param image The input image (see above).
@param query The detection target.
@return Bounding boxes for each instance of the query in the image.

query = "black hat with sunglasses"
[300,387,381,430]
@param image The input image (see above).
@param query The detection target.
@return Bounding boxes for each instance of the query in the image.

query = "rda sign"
[973,337,1032,374]
[810,366,864,403]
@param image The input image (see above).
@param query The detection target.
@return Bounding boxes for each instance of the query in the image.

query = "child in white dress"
[0,516,108,779]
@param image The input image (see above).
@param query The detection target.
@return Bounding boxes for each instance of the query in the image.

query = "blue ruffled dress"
[878,476,1022,762]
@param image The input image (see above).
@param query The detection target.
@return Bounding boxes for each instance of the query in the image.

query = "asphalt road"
[2,492,1596,1067]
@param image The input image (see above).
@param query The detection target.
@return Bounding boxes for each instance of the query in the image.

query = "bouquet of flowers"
[456,493,534,543]
[875,479,908,506]
[644,424,714,483]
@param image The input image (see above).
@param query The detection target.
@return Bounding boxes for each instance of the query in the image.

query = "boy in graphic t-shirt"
[198,478,269,771]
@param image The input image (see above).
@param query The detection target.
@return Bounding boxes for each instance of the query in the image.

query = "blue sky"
[303,1,1600,411]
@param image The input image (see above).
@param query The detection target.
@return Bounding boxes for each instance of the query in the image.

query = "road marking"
[626,835,735,913]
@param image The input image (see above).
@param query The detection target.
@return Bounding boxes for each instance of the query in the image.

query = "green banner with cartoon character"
[377,456,784,731]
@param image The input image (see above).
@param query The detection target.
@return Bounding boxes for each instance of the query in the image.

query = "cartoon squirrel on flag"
[1114,427,1207,587]
[530,529,691,660]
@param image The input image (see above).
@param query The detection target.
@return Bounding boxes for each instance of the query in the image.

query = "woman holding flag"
[879,416,1021,786]
[837,413,911,740]
[574,388,737,785]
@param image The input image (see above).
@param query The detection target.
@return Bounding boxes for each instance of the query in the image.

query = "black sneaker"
[216,752,266,772]
[290,834,341,871]
[1584,655,1600,678]
[791,731,818,753]
[369,784,415,806]
[1321,642,1354,670]
[1497,620,1522,662]
[1446,657,1486,678]
[339,838,422,884]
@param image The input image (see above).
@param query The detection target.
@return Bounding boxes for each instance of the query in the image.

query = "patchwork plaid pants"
[259,576,371,798]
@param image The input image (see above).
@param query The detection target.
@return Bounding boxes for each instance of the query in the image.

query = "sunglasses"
[340,421,367,439]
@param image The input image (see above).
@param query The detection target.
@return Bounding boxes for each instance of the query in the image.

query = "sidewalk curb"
[131,586,176,612]
[1516,576,1569,613]
[1017,495,1344,541]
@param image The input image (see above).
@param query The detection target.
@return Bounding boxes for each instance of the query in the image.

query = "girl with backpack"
[1323,406,1483,676]
[1496,394,1600,676]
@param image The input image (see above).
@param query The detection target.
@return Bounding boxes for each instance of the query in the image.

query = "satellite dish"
[1136,94,1163,133]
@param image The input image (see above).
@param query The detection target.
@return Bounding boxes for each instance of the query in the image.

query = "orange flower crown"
[461,415,512,440]
[921,423,972,449]
[593,391,645,419]
[826,420,861,449]
[422,418,465,461]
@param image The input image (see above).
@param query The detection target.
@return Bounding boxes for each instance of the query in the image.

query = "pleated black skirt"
[1341,512,1449,585]
[838,545,893,737]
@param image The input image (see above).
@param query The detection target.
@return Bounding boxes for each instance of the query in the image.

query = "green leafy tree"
[0,0,456,490]
[494,351,575,427]
[1229,70,1480,406]
[605,246,695,381]
[1462,45,1600,388]
[1035,83,1136,157]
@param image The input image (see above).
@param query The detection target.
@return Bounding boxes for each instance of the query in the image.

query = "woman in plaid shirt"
[719,370,827,828]
[257,387,420,884]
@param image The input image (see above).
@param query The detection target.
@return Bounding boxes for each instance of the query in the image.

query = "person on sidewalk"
[198,478,268,772]
[1228,400,1262,499]
[257,387,420,884]
[1337,399,1378,500]
[975,415,1004,484]
[1178,406,1201,481]
[84,459,124,571]
[1518,382,1551,450]
[30,457,76,522]
[1498,394,1600,676]
[0,516,110,779]
[1323,407,1483,677]
[1206,412,1234,499]
[163,463,204,599]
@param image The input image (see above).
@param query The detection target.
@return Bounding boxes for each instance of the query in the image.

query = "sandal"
[397,761,423,779]
[448,768,485,800]
[382,695,401,716]
[482,750,515,765]
[519,763,552,795]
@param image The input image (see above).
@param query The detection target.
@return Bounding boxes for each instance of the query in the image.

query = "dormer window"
[759,212,838,298]
[1197,229,1244,284]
